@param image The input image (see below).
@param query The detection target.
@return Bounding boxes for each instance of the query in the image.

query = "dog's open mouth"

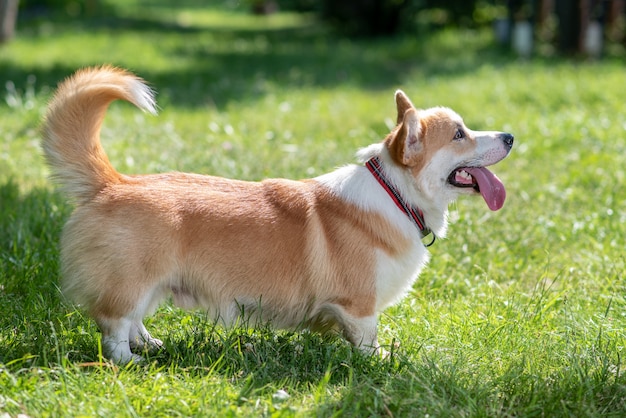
[448,167,506,211]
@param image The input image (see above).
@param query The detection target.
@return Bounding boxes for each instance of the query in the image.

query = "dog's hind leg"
[96,284,166,363]
[127,285,166,353]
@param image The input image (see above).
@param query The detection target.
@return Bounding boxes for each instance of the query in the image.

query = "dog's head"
[384,90,513,211]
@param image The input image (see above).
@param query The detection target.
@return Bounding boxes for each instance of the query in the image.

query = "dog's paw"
[376,347,391,359]
[127,353,148,365]
[145,337,164,351]
[130,336,164,352]
[105,351,146,366]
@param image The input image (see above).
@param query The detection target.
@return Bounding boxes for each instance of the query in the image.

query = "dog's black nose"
[501,133,514,149]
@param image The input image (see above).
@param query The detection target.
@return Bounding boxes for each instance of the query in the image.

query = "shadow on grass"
[154,318,626,416]
[3,2,513,109]
[0,180,70,364]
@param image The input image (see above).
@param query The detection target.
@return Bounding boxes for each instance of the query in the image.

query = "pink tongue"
[464,167,506,211]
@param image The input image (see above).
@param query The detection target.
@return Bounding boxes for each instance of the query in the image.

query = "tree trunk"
[555,0,582,54]
[0,0,19,44]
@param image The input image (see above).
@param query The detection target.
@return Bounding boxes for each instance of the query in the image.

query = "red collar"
[365,157,435,246]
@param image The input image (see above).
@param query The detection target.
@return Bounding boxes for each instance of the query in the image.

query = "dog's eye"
[453,129,464,140]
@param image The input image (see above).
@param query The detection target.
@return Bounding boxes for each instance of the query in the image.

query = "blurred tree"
[0,0,19,43]
[19,0,99,16]
[554,0,610,55]
[318,0,490,37]
[319,0,424,37]
[555,0,581,53]
[248,0,278,15]
[424,0,479,25]
[276,0,317,12]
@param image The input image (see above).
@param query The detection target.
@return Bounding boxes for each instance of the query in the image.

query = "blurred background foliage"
[5,0,625,57]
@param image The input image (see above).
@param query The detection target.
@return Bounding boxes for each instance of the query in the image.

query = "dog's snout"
[500,133,514,150]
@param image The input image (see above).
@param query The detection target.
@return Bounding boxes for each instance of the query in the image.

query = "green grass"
[1,1,625,416]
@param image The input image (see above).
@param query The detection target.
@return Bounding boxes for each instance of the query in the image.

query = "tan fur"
[42,67,512,363]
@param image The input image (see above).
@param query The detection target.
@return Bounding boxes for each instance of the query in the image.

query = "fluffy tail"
[42,66,157,204]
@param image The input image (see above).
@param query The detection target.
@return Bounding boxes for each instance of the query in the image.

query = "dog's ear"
[386,107,423,167]
[399,108,423,166]
[395,90,415,125]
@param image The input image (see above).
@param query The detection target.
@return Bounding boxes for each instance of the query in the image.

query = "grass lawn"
[1,1,625,416]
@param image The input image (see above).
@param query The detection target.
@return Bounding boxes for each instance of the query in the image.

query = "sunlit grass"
[1,1,625,416]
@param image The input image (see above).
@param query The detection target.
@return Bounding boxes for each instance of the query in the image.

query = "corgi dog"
[42,66,513,364]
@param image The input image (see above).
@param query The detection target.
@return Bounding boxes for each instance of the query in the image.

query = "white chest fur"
[315,163,432,312]
[374,241,429,311]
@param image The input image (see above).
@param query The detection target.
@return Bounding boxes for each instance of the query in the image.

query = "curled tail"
[42,66,157,204]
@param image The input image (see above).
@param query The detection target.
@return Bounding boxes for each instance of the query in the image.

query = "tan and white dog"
[42,66,513,364]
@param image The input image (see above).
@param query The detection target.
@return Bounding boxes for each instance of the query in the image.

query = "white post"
[0,0,19,44]
[512,21,533,58]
